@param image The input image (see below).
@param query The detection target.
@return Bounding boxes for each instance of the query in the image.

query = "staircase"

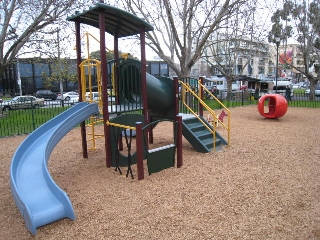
[182,115,227,153]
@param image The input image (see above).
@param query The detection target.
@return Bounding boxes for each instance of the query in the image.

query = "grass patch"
[293,89,306,94]
[203,99,257,109]
[288,100,320,108]
[0,106,69,137]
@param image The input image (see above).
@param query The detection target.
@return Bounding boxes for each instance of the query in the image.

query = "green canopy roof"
[67,3,154,38]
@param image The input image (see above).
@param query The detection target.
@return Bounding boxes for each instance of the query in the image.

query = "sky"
[64,27,157,61]
[72,0,283,61]
[20,0,285,61]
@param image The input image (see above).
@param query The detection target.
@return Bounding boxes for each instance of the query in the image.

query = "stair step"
[182,116,226,153]
[202,138,221,147]
[188,125,206,132]
[194,131,212,139]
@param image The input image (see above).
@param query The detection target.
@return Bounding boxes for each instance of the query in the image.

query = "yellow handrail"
[106,121,136,131]
[179,80,230,147]
[199,81,230,133]
[79,58,103,110]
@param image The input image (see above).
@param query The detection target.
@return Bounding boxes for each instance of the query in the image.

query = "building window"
[212,67,221,75]
[150,63,160,76]
[160,63,169,76]
[19,63,33,77]
[34,63,50,77]
[35,77,43,89]
[258,67,264,74]
[258,59,265,65]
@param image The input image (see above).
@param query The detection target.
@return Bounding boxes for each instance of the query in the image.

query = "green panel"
[109,113,145,167]
[147,144,175,175]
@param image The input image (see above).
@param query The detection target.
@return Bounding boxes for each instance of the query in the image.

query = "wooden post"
[75,19,88,159]
[99,9,112,168]
[136,122,144,180]
[176,115,183,168]
[173,77,179,120]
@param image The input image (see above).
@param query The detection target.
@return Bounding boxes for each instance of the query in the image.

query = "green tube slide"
[146,73,174,119]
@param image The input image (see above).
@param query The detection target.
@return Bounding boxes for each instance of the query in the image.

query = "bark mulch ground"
[0,105,320,239]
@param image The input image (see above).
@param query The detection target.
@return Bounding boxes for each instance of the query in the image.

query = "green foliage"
[309,1,320,34]
[293,89,305,94]
[90,50,115,61]
[90,50,136,61]
[203,99,256,109]
[46,58,78,86]
[268,9,293,42]
[268,0,320,101]
[268,0,319,44]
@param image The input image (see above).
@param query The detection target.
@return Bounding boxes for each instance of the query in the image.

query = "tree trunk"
[308,74,317,101]
[225,75,234,100]
[179,59,191,79]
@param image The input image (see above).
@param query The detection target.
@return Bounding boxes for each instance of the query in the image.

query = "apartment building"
[192,36,305,83]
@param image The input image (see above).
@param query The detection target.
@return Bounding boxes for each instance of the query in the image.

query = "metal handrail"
[199,81,230,146]
[179,80,230,147]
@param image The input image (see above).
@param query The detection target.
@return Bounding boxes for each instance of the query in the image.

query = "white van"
[85,92,99,101]
[204,77,239,91]
[85,91,115,102]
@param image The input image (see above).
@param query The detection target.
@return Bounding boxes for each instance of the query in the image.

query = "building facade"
[192,36,271,79]
[192,37,306,83]
[277,43,305,82]
[0,59,170,97]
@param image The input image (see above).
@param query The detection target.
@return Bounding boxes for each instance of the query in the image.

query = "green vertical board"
[147,144,175,175]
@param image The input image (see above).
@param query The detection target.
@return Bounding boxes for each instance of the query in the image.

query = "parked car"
[85,92,100,101]
[305,86,320,96]
[1,96,45,111]
[85,91,115,102]
[57,91,79,101]
[292,82,306,89]
[69,97,79,105]
[35,90,57,100]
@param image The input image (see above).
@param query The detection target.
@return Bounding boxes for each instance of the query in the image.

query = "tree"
[0,0,91,78]
[119,0,246,79]
[204,36,269,98]
[44,58,78,88]
[268,0,320,100]
[90,49,136,61]
[201,1,269,98]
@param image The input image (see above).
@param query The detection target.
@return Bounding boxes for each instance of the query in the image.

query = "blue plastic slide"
[10,102,99,235]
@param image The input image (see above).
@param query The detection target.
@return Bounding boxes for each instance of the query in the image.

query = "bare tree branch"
[120,0,248,78]
[0,0,90,75]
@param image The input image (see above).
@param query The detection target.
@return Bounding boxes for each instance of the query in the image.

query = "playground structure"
[258,94,288,119]
[9,2,230,235]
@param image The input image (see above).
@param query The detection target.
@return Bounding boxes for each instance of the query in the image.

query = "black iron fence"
[1,93,319,138]
[223,91,320,108]
[0,100,86,138]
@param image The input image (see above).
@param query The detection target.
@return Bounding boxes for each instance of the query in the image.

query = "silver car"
[1,96,45,111]
[57,91,79,101]
[305,86,320,96]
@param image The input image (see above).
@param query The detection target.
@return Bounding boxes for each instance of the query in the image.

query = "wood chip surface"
[1,105,320,239]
